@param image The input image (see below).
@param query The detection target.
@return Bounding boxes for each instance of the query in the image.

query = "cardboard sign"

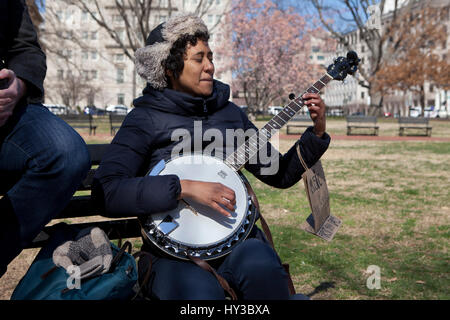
[297,145,341,241]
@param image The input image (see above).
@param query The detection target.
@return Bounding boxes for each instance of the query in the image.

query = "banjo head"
[141,154,257,260]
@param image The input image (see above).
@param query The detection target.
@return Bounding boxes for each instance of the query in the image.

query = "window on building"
[57,70,64,80]
[115,54,124,62]
[317,55,324,60]
[312,46,320,52]
[91,31,98,40]
[81,11,88,22]
[82,31,89,40]
[83,70,89,81]
[117,93,125,105]
[361,92,365,99]
[208,15,213,24]
[117,68,124,84]
[117,30,125,42]
[82,50,89,60]
[91,70,98,80]
[91,51,98,60]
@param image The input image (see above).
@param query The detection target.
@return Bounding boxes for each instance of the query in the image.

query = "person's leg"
[138,254,226,300]
[0,104,90,276]
[218,238,291,300]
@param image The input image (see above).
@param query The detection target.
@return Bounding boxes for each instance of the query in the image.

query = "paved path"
[279,134,450,142]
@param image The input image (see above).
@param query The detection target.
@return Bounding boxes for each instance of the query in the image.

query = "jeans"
[139,227,291,300]
[0,104,90,277]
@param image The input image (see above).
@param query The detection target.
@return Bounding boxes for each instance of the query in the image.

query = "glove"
[53,227,113,280]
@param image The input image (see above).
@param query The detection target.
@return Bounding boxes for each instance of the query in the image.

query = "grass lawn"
[248,138,450,299]
[0,117,448,300]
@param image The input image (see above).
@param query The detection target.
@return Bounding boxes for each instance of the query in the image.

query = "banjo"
[140,51,360,261]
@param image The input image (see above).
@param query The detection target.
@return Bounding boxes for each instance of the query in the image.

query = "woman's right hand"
[178,180,236,217]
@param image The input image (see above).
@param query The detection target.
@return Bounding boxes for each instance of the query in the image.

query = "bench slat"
[398,117,432,136]
[58,195,100,218]
[346,116,378,136]
[28,218,141,248]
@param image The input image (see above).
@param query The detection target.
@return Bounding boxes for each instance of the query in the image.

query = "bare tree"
[374,5,450,114]
[53,71,93,113]
[307,0,429,115]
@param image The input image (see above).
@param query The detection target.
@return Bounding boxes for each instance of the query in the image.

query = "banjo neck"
[224,73,334,171]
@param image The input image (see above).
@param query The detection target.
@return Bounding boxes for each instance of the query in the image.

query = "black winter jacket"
[0,0,46,103]
[92,81,330,217]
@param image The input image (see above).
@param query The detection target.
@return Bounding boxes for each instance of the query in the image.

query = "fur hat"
[135,13,209,90]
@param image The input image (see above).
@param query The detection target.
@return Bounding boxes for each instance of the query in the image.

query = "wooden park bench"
[9,144,303,299]
[398,117,432,137]
[346,116,379,136]
[109,114,126,136]
[24,144,141,249]
[59,114,97,136]
[286,115,313,134]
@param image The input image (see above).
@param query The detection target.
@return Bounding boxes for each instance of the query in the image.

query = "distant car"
[43,104,66,115]
[424,107,438,118]
[384,112,392,117]
[106,104,129,115]
[330,109,344,116]
[84,105,106,115]
[268,106,283,115]
[437,110,448,118]
[409,107,421,117]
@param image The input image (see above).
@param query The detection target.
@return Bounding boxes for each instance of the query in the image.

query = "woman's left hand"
[302,93,326,138]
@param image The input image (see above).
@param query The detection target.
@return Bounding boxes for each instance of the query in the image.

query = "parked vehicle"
[409,106,421,117]
[268,106,283,115]
[84,105,106,116]
[106,104,129,115]
[437,110,448,118]
[43,104,67,115]
[330,109,344,116]
[424,107,438,118]
[239,105,248,114]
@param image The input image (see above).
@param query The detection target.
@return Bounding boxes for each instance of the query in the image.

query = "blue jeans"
[0,104,90,276]
[139,228,292,300]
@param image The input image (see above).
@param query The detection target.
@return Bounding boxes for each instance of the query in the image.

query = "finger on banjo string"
[211,201,232,217]
[219,186,236,204]
[217,195,235,211]
[304,98,322,106]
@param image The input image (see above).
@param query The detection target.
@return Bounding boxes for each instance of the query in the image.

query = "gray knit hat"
[135,13,209,90]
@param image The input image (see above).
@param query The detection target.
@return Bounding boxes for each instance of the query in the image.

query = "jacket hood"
[133,80,231,116]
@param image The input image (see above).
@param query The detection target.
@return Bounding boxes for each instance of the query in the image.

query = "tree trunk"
[368,87,384,116]
[420,84,425,116]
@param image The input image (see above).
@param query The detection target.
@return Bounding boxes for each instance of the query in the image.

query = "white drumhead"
[151,154,248,247]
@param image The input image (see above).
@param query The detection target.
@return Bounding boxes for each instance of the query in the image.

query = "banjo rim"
[141,154,258,261]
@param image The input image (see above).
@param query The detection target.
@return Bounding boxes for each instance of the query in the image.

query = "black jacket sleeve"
[92,109,181,218]
[6,0,46,103]
[242,111,331,189]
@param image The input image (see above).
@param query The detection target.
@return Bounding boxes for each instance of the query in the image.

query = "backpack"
[11,223,138,300]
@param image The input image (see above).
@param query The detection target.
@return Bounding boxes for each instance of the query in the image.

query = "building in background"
[322,0,449,117]
[42,0,231,113]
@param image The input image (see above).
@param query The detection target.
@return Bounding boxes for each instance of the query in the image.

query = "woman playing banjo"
[92,13,330,300]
